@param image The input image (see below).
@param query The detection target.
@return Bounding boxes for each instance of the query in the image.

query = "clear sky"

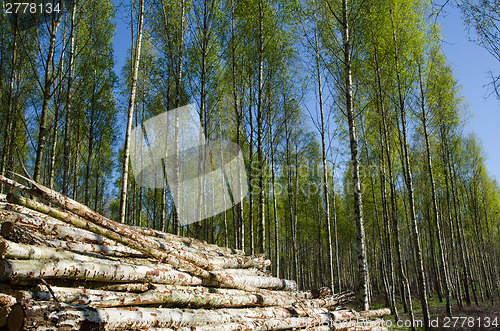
[437,6,500,182]
[112,3,500,182]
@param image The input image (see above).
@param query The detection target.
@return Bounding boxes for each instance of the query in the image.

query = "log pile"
[0,175,390,330]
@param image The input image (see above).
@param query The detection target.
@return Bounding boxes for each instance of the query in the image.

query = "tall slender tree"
[120,0,145,224]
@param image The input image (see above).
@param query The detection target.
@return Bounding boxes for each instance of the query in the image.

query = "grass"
[372,294,500,330]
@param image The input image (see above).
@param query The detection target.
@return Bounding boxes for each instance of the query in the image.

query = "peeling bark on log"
[0,258,295,293]
[7,302,332,331]
[33,285,130,304]
[141,232,270,269]
[1,222,49,246]
[92,285,353,310]
[134,226,244,256]
[0,293,16,306]
[1,204,115,246]
[207,271,297,291]
[1,237,142,260]
[43,238,144,257]
[85,282,151,292]
[158,238,270,270]
[359,308,391,318]
[190,316,331,331]
[0,239,93,261]
[0,212,18,226]
[0,258,203,285]
[91,284,294,308]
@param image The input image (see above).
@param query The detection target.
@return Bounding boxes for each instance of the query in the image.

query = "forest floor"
[371,296,500,330]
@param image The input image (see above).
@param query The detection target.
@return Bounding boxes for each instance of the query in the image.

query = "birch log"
[359,308,391,318]
[33,285,130,304]
[93,285,352,310]
[1,204,114,246]
[1,222,48,247]
[4,201,265,269]
[134,226,244,256]
[191,317,331,331]
[4,185,262,292]
[0,239,97,261]
[0,239,149,267]
[0,258,203,285]
[207,271,297,291]
[86,282,151,292]
[91,285,295,308]
[8,302,332,331]
[43,238,144,257]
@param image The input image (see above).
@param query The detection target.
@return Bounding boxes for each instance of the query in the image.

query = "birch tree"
[120,0,145,224]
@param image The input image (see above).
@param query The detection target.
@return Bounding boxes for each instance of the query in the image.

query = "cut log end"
[0,305,12,327]
[7,303,25,331]
[1,222,14,238]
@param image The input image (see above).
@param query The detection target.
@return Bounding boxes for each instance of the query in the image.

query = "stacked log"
[0,175,390,330]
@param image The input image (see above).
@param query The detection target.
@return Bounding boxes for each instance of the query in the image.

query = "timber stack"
[0,174,390,330]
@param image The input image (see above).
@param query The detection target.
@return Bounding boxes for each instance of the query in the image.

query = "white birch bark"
[0,258,203,285]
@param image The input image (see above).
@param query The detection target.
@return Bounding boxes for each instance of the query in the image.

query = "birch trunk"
[418,64,452,315]
[314,16,335,293]
[9,194,245,260]
[256,0,266,255]
[62,0,77,195]
[33,11,63,184]
[7,195,269,274]
[0,26,18,188]
[91,285,292,308]
[372,41,400,320]
[340,0,369,310]
[391,13,429,328]
[397,74,430,331]
[119,0,145,224]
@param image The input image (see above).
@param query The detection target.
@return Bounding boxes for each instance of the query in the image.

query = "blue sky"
[438,7,500,181]
[112,3,500,182]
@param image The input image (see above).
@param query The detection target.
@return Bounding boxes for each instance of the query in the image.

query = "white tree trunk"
[119,0,145,224]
